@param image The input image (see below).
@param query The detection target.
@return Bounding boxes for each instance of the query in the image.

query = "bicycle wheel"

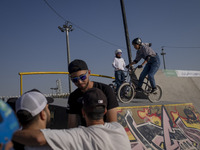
[148,85,162,103]
[117,82,135,103]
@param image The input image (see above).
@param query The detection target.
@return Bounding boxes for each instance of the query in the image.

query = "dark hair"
[68,59,88,74]
[83,106,105,120]
[17,110,39,127]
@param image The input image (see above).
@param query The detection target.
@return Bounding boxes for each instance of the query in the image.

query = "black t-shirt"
[67,81,119,126]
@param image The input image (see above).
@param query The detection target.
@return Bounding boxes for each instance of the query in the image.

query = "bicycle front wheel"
[117,82,135,103]
[148,85,162,103]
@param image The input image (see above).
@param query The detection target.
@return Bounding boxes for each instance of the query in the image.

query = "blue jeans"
[138,54,160,89]
[115,70,125,91]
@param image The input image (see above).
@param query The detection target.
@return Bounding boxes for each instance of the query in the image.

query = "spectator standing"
[67,59,119,128]
[112,49,126,91]
[15,89,54,150]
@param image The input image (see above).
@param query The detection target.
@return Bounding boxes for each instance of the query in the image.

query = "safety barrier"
[18,72,115,95]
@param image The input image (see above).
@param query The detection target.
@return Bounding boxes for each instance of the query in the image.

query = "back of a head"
[15,89,53,126]
[82,88,107,120]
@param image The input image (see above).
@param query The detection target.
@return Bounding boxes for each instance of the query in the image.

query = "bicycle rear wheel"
[148,85,162,103]
[117,82,135,103]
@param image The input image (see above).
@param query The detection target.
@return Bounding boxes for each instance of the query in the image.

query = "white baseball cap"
[16,89,54,117]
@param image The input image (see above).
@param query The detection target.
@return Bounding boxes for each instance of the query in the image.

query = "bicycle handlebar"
[126,65,138,72]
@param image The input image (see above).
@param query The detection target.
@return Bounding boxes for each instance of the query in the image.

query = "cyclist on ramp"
[126,37,160,93]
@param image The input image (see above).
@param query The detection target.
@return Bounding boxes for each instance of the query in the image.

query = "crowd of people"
[0,37,160,150]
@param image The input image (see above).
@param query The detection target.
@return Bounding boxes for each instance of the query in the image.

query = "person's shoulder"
[93,81,108,88]
[93,82,112,91]
[121,57,125,61]
[104,122,124,130]
[106,122,122,126]
[141,43,151,50]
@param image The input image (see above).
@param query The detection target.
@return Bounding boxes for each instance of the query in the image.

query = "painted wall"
[117,103,200,150]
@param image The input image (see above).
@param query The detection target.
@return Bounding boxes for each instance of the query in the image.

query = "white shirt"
[41,122,131,150]
[112,57,126,71]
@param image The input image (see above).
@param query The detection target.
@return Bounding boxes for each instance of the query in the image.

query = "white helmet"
[115,49,122,54]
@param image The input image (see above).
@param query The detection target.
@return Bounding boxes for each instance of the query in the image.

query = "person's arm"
[106,107,118,122]
[129,61,136,66]
[138,55,150,68]
[12,130,47,146]
[112,58,118,70]
[67,114,78,129]
[127,53,141,68]
[141,59,148,66]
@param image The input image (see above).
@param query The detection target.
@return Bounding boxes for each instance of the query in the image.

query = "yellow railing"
[19,72,115,95]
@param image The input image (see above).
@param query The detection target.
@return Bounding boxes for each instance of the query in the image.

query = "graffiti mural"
[117,103,200,150]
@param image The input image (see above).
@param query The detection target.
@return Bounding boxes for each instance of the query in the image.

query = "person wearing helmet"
[112,49,126,91]
[127,38,160,93]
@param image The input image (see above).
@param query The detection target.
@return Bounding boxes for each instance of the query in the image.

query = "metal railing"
[19,71,115,95]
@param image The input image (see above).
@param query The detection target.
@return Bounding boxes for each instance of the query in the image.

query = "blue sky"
[0,0,200,97]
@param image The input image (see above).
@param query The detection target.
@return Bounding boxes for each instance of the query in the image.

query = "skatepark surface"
[48,69,200,149]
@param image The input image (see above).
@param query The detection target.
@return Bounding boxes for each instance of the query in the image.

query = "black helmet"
[132,38,142,45]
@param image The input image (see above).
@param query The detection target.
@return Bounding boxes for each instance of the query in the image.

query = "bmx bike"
[114,66,162,103]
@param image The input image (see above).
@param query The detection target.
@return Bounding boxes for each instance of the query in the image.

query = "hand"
[137,65,143,68]
[125,65,129,68]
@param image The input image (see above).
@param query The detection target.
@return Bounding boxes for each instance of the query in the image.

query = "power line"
[71,23,126,49]
[162,46,200,49]
[43,0,66,22]
[43,0,126,49]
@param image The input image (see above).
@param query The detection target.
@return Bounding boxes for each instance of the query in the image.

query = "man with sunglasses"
[67,59,119,128]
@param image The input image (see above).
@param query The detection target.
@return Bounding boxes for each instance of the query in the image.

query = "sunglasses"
[70,71,88,83]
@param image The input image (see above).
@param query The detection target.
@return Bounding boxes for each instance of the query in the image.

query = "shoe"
[150,88,157,94]
[136,87,143,92]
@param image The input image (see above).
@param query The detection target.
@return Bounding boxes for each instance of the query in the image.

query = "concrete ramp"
[134,69,200,111]
[117,103,200,150]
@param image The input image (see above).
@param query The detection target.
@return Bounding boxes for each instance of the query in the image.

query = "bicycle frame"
[126,67,152,95]
[117,67,162,103]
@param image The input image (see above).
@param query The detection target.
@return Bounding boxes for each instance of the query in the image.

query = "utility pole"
[120,0,139,84]
[58,21,73,93]
[120,0,132,64]
[161,47,166,70]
